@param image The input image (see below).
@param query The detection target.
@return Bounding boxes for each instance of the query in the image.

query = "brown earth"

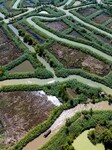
[48,43,110,76]
[45,21,68,31]
[0,91,54,148]
[92,13,112,24]
[0,28,23,66]
[77,7,97,17]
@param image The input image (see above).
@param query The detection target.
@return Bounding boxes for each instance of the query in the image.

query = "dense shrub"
[40,111,112,150]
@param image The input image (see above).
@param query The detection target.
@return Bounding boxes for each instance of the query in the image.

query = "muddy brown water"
[23,101,112,150]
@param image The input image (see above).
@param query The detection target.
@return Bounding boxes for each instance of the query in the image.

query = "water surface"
[9,60,35,73]
[73,129,104,150]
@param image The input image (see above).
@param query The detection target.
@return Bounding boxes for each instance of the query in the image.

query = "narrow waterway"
[12,0,21,9]
[27,16,112,62]
[64,0,73,6]
[96,0,102,4]
[0,1,112,150]
[59,1,112,38]
[1,74,112,95]
[0,24,110,96]
[23,101,112,150]
[0,12,5,18]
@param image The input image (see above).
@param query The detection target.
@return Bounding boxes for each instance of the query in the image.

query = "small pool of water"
[9,60,35,73]
[73,129,104,150]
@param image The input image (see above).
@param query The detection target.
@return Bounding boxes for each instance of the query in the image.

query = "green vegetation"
[6,81,108,150]
[88,125,112,150]
[0,0,27,17]
[0,66,5,76]
[39,111,112,150]
[0,0,112,149]
[0,23,53,80]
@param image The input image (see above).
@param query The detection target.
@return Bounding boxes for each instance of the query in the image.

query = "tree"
[65,127,69,135]
[59,84,68,102]
[90,108,93,116]
[18,29,25,37]
[35,45,45,56]
[70,99,73,106]
[88,126,112,150]
[68,145,74,150]
[23,34,29,43]
[59,144,75,150]
[35,0,40,7]
[101,129,112,150]
[0,66,5,76]
[66,119,71,127]
[28,37,33,45]
[108,97,112,105]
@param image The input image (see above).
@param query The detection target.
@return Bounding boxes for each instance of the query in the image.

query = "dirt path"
[23,101,112,150]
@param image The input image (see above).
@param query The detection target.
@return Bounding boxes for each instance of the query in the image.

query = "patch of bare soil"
[0,91,54,148]
[77,7,97,17]
[0,28,23,66]
[48,43,110,76]
[0,29,9,44]
[45,21,68,31]
[96,34,112,46]
[92,13,112,24]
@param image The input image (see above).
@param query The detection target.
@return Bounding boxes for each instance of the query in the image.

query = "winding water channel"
[12,0,21,9]
[2,24,112,95]
[23,101,112,150]
[27,16,112,61]
[2,16,112,95]
[0,0,112,150]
